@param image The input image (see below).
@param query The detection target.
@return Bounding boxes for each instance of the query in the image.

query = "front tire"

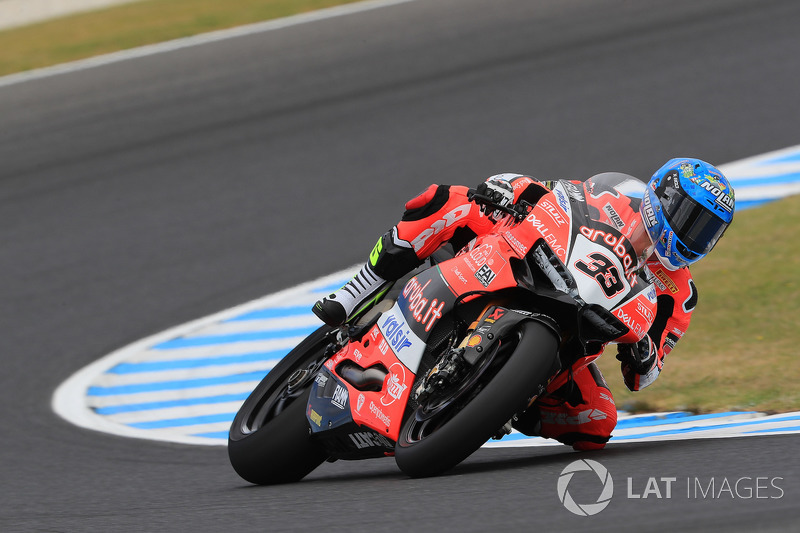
[394,321,559,478]
[228,325,334,485]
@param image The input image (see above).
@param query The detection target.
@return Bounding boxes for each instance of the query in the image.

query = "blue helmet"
[640,158,735,269]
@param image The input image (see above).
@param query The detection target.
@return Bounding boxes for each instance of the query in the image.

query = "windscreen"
[583,173,656,270]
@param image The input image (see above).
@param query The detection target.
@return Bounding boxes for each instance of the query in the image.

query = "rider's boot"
[312,228,423,327]
[312,263,386,327]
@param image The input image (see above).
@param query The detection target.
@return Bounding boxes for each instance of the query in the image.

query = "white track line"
[0,0,418,89]
[52,266,359,443]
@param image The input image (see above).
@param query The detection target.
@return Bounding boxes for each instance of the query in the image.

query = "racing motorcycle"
[228,173,658,484]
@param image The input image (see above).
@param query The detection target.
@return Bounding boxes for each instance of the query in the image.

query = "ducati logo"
[356,393,365,412]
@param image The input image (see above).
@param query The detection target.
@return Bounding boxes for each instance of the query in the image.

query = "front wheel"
[394,321,559,478]
[228,325,334,484]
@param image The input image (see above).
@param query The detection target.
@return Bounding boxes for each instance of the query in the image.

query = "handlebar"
[466,188,533,221]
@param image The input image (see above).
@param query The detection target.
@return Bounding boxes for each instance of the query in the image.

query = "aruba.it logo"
[557,459,614,516]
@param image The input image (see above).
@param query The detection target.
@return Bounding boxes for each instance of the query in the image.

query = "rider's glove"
[616,335,658,375]
[475,177,514,221]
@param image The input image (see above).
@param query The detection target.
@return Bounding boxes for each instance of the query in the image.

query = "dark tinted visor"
[662,191,728,255]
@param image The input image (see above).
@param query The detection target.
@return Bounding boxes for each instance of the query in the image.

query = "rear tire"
[228,325,333,485]
[394,321,559,478]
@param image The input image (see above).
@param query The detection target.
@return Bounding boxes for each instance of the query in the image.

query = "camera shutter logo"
[557,459,614,516]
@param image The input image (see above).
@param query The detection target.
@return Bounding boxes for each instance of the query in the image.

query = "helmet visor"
[662,192,728,255]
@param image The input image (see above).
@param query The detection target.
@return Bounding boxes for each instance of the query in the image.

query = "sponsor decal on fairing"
[502,230,528,255]
[376,302,426,371]
[636,300,655,323]
[378,339,389,355]
[526,212,567,260]
[356,393,365,412]
[615,307,646,338]
[539,199,568,227]
[402,277,445,332]
[450,265,470,284]
[369,401,392,427]
[474,264,497,287]
[483,307,507,323]
[463,243,493,272]
[380,362,408,406]
[331,384,348,409]
[554,186,571,214]
[645,284,657,303]
[380,315,412,353]
[578,226,636,274]
[348,431,393,450]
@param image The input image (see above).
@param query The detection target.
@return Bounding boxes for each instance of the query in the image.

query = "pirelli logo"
[655,269,679,294]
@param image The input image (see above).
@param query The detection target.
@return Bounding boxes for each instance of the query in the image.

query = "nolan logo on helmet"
[698,180,734,212]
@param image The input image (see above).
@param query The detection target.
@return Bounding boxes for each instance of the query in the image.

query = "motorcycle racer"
[312,158,735,451]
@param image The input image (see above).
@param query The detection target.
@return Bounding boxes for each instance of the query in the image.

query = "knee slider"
[557,431,612,448]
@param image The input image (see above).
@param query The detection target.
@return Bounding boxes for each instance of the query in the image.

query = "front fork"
[413,300,501,404]
[414,304,561,417]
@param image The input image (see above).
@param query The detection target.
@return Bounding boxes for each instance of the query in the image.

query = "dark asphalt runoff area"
[1,0,799,531]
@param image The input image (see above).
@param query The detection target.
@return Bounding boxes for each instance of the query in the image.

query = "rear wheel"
[228,325,334,484]
[395,321,559,478]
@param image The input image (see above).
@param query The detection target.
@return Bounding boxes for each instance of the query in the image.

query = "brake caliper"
[414,347,468,404]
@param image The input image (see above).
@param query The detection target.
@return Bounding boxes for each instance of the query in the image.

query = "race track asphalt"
[1,0,798,531]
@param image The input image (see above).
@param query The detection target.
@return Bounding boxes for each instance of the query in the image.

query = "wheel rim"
[244,356,327,434]
[235,333,333,437]
[402,330,522,445]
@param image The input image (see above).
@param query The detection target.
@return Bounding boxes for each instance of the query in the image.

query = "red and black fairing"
[304,246,530,459]
[306,176,657,459]
[304,265,463,459]
[502,178,657,341]
[496,177,657,390]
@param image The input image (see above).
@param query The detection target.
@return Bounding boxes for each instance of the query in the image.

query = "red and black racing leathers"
[364,174,697,450]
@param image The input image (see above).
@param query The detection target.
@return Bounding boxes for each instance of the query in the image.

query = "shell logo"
[467,335,482,347]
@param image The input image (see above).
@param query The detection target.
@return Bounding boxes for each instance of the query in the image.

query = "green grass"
[0,0,359,76]
[596,194,800,413]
